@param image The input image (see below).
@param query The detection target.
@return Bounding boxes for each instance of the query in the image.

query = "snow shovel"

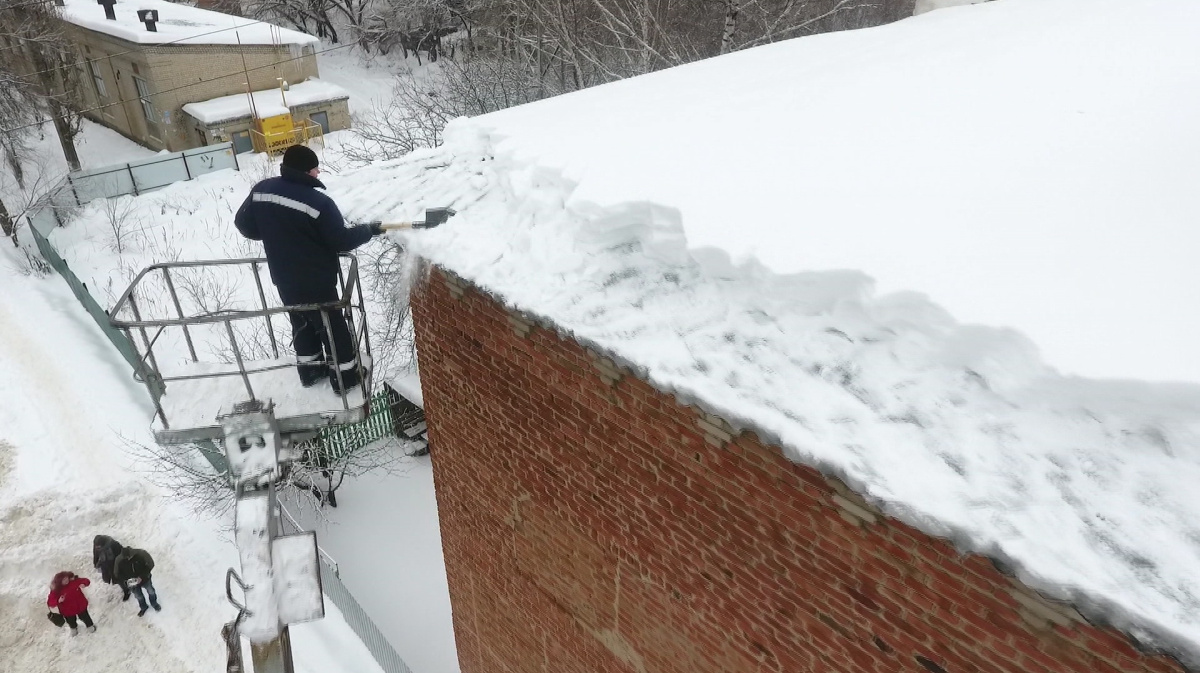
[377,207,456,231]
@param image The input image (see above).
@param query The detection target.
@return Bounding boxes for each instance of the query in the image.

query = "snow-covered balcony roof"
[182,79,348,125]
[59,0,318,46]
[331,0,1200,665]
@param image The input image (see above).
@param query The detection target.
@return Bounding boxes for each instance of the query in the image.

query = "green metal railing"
[317,390,395,461]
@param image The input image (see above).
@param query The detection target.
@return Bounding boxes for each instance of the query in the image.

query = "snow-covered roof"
[59,0,318,46]
[331,0,1200,664]
[182,79,348,124]
[460,0,1200,386]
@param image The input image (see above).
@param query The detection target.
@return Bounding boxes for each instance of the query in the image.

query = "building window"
[89,59,107,98]
[133,75,161,139]
[133,76,155,121]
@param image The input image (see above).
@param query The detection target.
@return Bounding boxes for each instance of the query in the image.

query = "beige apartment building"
[55,0,350,152]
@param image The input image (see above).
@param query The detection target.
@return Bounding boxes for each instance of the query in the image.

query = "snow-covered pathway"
[0,246,231,673]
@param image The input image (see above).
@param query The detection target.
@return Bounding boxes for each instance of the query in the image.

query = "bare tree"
[0,0,86,171]
[100,195,144,254]
[1,135,64,247]
[343,54,566,163]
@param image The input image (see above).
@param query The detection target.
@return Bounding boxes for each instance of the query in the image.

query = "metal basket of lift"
[108,254,373,445]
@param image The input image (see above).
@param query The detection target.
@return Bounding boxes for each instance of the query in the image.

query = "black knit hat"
[281,144,319,173]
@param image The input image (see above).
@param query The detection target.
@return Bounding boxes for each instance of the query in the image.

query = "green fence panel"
[27,223,163,400]
[317,390,394,461]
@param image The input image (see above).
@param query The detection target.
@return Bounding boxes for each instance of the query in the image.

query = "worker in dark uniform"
[234,145,381,393]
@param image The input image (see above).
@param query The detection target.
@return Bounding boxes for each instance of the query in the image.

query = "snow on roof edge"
[430,263,1195,670]
[58,0,319,46]
[182,79,349,125]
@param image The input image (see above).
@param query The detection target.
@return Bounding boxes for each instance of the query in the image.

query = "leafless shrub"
[174,266,242,316]
[343,55,563,163]
[158,193,203,217]
[359,239,420,379]
[100,195,145,255]
[124,433,410,517]
[125,437,236,518]
[281,436,410,509]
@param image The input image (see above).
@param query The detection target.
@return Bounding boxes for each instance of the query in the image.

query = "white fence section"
[64,142,239,204]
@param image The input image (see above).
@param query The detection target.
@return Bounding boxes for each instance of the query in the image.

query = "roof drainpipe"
[97,0,117,20]
[137,9,159,31]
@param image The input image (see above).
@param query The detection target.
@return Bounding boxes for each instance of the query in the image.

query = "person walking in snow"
[92,534,126,595]
[113,546,161,616]
[234,144,382,394]
[47,571,96,635]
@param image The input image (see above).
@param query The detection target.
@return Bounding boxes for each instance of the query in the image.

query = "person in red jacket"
[47,571,96,635]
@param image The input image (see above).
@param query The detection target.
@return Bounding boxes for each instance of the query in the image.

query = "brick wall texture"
[411,266,1189,673]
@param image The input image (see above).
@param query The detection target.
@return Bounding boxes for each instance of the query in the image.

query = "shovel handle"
[379,221,416,231]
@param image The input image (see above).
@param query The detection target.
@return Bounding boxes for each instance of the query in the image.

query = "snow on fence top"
[182,79,348,124]
[60,0,318,46]
[330,0,1200,664]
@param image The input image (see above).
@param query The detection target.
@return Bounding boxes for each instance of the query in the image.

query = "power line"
[0,40,356,135]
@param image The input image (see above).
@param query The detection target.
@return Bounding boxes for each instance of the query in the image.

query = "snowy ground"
[315,0,1200,663]
[290,456,458,673]
[0,244,383,673]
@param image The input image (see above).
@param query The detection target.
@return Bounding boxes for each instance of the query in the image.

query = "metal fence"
[319,558,414,673]
[64,142,238,205]
[26,142,239,233]
[25,222,164,399]
[319,389,395,460]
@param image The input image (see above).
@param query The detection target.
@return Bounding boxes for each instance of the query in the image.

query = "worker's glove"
[368,222,384,237]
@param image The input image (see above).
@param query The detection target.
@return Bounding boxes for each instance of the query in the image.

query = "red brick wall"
[411,267,1187,673]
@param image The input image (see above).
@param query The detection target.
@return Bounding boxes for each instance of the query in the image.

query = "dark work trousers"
[280,280,358,386]
[288,308,356,381]
[64,610,94,629]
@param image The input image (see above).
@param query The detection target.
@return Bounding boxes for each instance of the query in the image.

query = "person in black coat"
[113,546,161,616]
[234,144,381,393]
[92,535,127,596]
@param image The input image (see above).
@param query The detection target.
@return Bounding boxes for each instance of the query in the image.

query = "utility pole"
[221,400,323,673]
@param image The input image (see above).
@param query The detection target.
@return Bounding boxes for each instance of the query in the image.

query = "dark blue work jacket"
[234,166,373,304]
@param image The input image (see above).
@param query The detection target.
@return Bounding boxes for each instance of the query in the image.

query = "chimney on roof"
[97,0,117,20]
[137,9,158,31]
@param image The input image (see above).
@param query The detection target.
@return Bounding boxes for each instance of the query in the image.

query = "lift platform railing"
[109,254,374,444]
